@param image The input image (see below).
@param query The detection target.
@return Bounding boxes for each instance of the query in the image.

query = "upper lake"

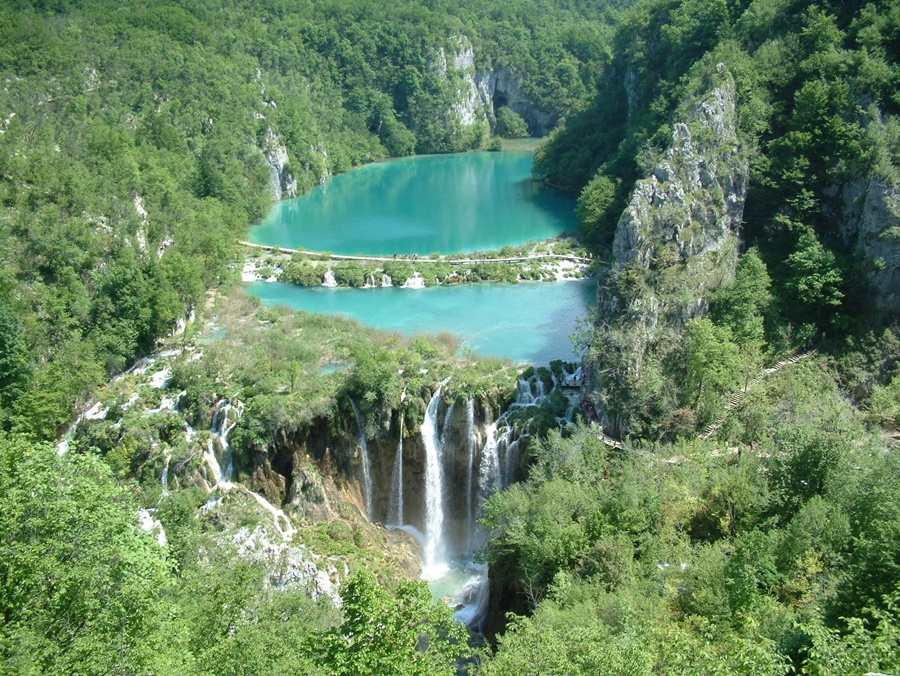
[250,147,577,255]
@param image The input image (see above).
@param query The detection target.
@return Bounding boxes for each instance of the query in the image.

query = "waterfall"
[421,387,446,578]
[322,270,338,287]
[478,423,502,507]
[401,273,425,289]
[349,398,373,521]
[440,398,456,449]
[204,438,224,486]
[388,413,404,527]
[161,454,170,495]
[465,398,476,548]
[381,274,392,287]
[503,437,519,487]
[210,399,240,483]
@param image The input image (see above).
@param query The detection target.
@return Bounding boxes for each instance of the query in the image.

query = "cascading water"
[478,423,502,507]
[209,400,242,483]
[388,413,404,527]
[349,398,373,521]
[421,387,446,579]
[465,398,476,550]
[161,454,170,495]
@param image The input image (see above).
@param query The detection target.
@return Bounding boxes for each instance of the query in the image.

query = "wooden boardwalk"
[240,241,595,265]
[698,349,817,441]
[588,348,818,451]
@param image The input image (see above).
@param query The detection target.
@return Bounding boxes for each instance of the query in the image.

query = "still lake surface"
[250,148,576,255]
[248,279,595,364]
[248,148,592,363]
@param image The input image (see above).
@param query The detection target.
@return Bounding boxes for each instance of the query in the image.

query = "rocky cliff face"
[261,127,298,201]
[586,66,748,436]
[433,36,553,136]
[840,176,900,314]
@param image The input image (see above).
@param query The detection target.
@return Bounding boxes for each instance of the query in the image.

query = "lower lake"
[248,279,595,365]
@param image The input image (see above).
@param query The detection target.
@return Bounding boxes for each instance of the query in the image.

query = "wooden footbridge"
[240,241,594,265]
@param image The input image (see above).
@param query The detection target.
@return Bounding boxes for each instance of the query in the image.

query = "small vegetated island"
[1,0,900,674]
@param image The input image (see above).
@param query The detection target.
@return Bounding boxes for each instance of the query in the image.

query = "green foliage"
[323,571,467,675]
[867,374,900,426]
[785,228,845,317]
[683,316,743,425]
[495,107,530,138]
[575,172,622,245]
[0,434,170,674]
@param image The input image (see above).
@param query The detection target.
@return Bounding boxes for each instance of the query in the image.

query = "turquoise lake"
[250,148,576,255]
[248,279,595,364]
[248,148,592,364]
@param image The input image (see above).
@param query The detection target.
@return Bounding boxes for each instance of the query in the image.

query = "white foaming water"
[465,398,476,549]
[161,454,170,495]
[478,423,502,507]
[349,398,373,520]
[421,386,447,579]
[322,270,338,287]
[211,400,241,483]
[388,413,404,527]
[401,273,425,289]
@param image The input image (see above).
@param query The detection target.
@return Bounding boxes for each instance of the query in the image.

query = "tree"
[576,172,620,245]
[785,228,844,320]
[0,434,171,674]
[683,317,743,426]
[495,107,529,138]
[0,295,28,424]
[321,571,466,675]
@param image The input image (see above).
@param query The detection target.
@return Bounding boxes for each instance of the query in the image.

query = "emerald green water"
[250,149,576,255]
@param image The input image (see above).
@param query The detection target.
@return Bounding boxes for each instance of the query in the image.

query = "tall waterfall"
[388,413,404,527]
[161,454,170,495]
[478,422,502,507]
[349,398,373,521]
[465,398,476,549]
[421,387,446,578]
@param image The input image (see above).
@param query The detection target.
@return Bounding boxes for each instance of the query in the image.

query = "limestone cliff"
[433,36,552,136]
[261,127,298,201]
[586,65,748,437]
[840,176,900,314]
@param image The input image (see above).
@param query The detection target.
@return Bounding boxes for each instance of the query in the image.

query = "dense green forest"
[0,0,623,438]
[3,0,900,673]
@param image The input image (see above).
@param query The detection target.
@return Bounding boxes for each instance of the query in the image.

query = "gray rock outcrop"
[586,66,749,437]
[840,177,900,314]
[433,35,552,136]
[261,127,298,201]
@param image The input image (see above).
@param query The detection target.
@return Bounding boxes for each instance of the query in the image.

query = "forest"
[2,0,900,674]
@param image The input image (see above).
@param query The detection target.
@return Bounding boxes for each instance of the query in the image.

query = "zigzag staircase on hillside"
[698,349,818,441]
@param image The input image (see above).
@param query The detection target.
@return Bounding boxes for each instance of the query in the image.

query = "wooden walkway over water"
[240,241,595,265]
